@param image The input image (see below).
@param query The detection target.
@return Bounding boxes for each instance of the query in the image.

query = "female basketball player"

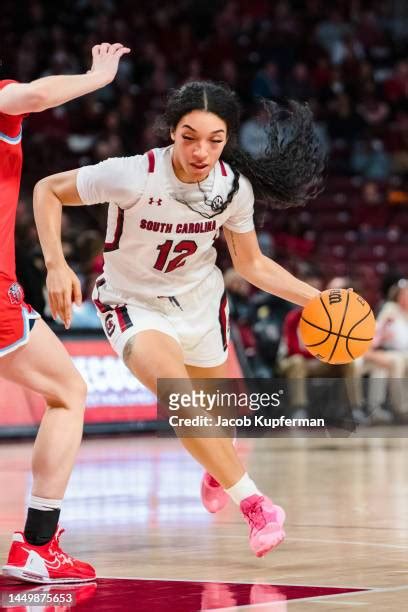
[1,43,130,583]
[33,81,325,558]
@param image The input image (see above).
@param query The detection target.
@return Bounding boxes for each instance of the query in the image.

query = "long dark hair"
[155,80,325,211]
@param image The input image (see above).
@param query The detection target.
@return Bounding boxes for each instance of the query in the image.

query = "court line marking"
[147,532,408,550]
[287,536,408,550]
[203,591,369,611]
[205,584,408,611]
[289,524,408,532]
[307,602,367,606]
[213,533,408,550]
[98,575,372,590]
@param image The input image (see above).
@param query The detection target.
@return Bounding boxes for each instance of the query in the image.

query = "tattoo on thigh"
[231,232,238,256]
[123,336,136,365]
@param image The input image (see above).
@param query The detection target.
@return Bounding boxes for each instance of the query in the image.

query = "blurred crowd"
[2,0,408,422]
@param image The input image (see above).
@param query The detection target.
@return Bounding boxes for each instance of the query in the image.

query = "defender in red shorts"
[0,43,130,583]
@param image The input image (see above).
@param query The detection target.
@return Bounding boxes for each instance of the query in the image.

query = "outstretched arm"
[224,228,319,306]
[0,43,130,115]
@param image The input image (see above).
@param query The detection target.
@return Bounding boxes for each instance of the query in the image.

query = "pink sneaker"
[240,494,286,557]
[201,472,229,513]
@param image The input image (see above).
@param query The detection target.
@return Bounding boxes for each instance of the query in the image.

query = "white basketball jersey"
[77,146,254,299]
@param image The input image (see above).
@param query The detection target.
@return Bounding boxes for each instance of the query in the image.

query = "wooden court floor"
[0,431,407,610]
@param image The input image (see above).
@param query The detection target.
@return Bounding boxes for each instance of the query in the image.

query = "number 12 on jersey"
[153,239,198,273]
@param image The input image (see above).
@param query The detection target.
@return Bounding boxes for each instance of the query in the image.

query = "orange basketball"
[299,288,376,364]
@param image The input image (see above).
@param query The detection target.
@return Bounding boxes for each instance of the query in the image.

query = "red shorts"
[0,280,40,357]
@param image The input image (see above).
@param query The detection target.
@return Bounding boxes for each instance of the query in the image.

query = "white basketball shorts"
[92,267,230,368]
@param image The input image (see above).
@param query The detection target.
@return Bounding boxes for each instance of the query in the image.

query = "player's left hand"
[46,263,82,329]
[88,42,131,85]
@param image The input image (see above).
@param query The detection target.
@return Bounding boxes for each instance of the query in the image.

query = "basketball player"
[33,82,325,558]
[1,43,130,583]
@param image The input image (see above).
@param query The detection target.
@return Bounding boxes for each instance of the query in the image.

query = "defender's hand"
[88,43,131,84]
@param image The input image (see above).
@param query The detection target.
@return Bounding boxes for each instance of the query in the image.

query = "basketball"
[299,289,376,364]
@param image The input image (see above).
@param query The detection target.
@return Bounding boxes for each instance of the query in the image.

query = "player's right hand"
[88,43,131,85]
[46,264,82,330]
